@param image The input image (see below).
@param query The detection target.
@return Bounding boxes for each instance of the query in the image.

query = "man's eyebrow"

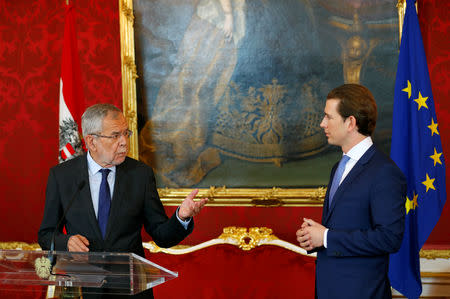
[110,128,129,134]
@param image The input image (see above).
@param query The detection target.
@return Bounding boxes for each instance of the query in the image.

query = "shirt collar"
[87,151,116,175]
[344,136,373,161]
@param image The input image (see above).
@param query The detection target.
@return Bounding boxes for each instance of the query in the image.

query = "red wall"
[0,0,448,248]
[0,1,122,242]
[418,0,450,247]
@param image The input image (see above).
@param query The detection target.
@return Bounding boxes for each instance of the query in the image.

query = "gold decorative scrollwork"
[206,186,227,201]
[157,186,327,207]
[0,237,448,259]
[142,226,450,260]
[120,0,134,22]
[420,249,450,260]
[143,226,309,255]
[218,227,279,251]
[0,242,41,251]
[119,0,138,160]
[123,55,138,80]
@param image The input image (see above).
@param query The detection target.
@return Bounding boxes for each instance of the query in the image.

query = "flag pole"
[397,0,418,45]
[58,0,86,162]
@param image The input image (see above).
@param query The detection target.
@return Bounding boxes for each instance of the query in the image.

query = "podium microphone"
[48,180,86,268]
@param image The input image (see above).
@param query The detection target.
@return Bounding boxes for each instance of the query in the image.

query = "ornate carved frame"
[118,0,410,207]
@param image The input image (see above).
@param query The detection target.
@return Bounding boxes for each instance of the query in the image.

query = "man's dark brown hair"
[327,84,377,136]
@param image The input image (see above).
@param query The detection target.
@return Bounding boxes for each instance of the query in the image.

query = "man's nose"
[320,118,326,128]
[118,134,128,145]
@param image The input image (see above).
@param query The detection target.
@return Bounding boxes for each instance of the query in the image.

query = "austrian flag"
[58,4,86,163]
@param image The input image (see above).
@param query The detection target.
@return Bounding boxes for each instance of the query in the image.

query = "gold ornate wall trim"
[143,226,315,256]
[119,0,138,160]
[157,186,327,207]
[0,240,448,260]
[0,242,41,251]
[420,249,450,260]
[143,226,450,260]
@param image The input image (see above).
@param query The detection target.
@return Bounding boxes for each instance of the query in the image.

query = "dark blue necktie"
[98,169,111,239]
[328,155,350,207]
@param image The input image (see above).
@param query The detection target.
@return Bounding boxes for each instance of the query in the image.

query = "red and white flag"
[58,3,86,163]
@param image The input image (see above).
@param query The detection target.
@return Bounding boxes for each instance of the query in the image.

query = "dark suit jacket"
[38,155,193,298]
[315,145,406,299]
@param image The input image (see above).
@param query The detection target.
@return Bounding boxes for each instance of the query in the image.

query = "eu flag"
[388,0,447,298]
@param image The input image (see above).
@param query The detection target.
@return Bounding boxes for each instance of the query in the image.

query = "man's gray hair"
[81,103,122,136]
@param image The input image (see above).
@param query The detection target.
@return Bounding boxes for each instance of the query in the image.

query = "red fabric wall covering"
[0,287,45,299]
[0,0,448,248]
[0,1,122,243]
[158,206,323,246]
[148,245,316,299]
[418,0,450,247]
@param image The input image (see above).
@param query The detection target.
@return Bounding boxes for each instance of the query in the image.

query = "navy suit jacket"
[38,154,193,257]
[315,145,406,299]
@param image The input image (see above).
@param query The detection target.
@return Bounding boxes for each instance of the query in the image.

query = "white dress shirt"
[87,152,115,218]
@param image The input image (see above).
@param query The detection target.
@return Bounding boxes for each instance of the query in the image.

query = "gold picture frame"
[118,0,403,207]
[118,0,328,207]
[397,0,418,44]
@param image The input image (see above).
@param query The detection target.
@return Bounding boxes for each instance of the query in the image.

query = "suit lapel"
[324,145,376,225]
[78,155,104,241]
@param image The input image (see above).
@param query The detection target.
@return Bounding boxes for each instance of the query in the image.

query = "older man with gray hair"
[38,103,207,298]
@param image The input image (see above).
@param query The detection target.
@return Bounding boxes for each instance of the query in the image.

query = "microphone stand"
[48,180,86,270]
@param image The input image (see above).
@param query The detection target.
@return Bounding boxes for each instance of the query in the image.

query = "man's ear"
[84,135,96,152]
[346,115,357,132]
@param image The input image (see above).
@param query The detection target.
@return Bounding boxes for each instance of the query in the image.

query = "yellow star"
[413,192,418,207]
[414,92,429,110]
[405,192,418,214]
[405,196,412,214]
[402,80,412,99]
[430,148,443,166]
[422,173,436,192]
[427,118,439,136]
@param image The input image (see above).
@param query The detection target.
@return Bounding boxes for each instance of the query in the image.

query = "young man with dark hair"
[297,84,406,299]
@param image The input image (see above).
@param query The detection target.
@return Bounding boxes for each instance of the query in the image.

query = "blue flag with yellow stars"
[388,0,447,298]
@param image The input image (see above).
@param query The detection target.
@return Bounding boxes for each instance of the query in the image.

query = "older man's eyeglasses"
[91,129,133,140]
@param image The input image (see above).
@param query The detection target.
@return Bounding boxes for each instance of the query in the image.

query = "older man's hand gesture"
[178,189,208,221]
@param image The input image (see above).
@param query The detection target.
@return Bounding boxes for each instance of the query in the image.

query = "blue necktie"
[98,169,111,239]
[328,155,350,207]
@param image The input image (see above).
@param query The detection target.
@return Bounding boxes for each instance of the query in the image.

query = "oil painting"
[133,0,399,188]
